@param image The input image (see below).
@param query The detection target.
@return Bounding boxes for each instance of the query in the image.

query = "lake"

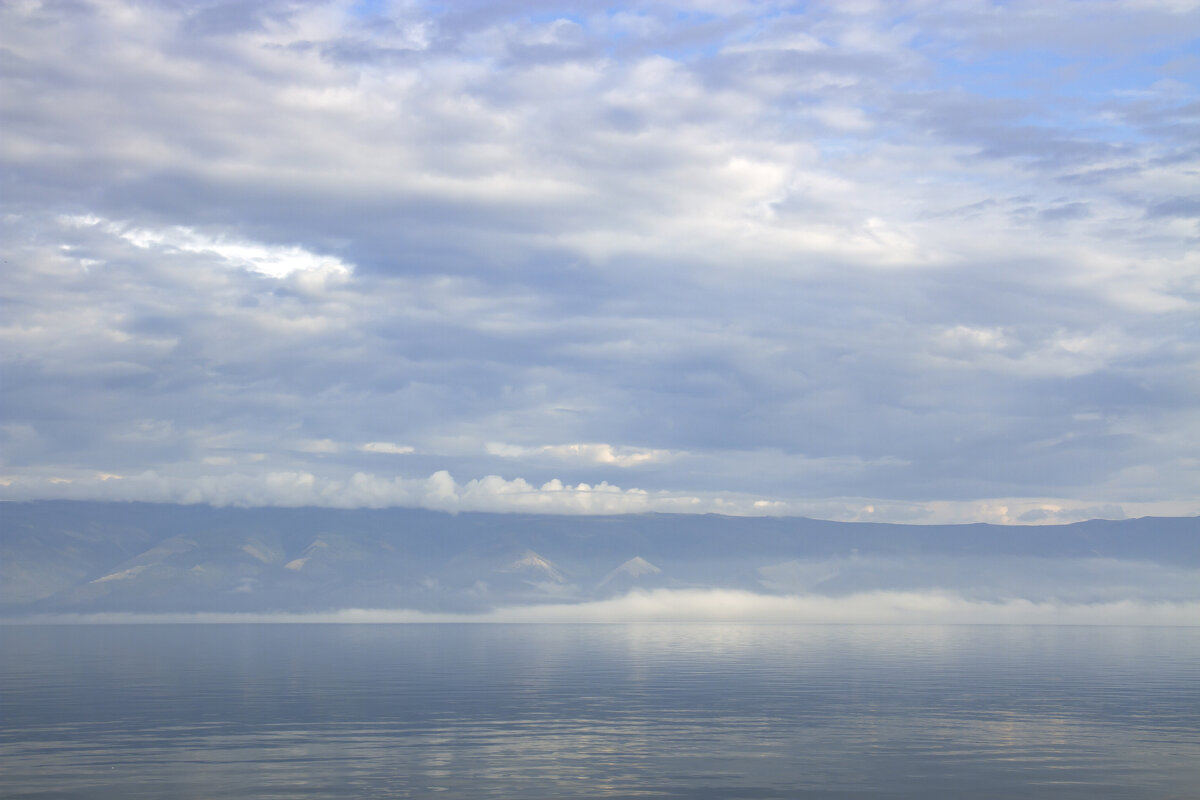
[2,624,1198,799]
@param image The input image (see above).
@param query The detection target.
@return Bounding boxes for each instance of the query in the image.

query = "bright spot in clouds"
[60,215,352,279]
[361,442,416,455]
[486,442,673,467]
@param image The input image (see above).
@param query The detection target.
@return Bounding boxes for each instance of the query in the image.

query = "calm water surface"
[1,624,1198,799]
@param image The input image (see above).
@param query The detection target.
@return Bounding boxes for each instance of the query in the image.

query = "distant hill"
[1,501,1196,615]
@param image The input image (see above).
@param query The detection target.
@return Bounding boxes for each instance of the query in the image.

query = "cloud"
[360,441,416,455]
[756,554,1200,602]
[486,441,673,467]
[12,590,1200,626]
[1,1,1198,521]
[293,439,340,454]
[0,468,1194,523]
[59,215,353,280]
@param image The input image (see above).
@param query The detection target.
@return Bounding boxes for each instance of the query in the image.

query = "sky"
[1,0,1198,525]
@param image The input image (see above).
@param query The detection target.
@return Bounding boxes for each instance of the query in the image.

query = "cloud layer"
[2,0,1198,522]
[13,590,1200,627]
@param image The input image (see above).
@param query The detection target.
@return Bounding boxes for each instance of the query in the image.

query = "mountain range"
[1,501,1196,616]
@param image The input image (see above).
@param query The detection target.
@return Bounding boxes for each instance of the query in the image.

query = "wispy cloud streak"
[10,590,1200,626]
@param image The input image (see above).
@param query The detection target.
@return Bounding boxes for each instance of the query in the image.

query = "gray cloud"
[1,0,1198,521]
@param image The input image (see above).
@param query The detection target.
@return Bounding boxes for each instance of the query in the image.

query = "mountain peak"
[600,556,662,587]
[500,550,567,583]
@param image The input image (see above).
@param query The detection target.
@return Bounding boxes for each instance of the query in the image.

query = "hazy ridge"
[2,502,1196,617]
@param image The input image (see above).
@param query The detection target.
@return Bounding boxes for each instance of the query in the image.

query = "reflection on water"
[2,624,1198,799]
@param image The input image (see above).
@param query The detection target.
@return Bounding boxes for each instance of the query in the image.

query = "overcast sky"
[2,0,1198,523]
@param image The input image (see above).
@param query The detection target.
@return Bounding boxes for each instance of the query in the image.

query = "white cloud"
[486,441,673,467]
[60,215,352,280]
[722,31,828,55]
[360,442,416,455]
[0,469,1194,524]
